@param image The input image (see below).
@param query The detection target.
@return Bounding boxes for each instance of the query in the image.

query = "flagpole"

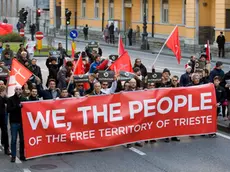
[67,53,81,91]
[152,25,178,66]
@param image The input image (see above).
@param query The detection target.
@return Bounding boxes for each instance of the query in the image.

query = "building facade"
[49,0,230,46]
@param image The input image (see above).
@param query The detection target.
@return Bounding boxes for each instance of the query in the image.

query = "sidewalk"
[46,33,230,65]
[218,118,230,133]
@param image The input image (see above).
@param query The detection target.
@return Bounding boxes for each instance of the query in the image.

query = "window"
[109,0,114,19]
[82,0,86,18]
[142,0,148,21]
[161,0,169,23]
[183,0,186,25]
[226,9,230,28]
[95,0,99,18]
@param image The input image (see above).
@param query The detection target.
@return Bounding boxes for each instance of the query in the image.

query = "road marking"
[129,147,146,156]
[16,157,22,164]
[23,168,31,172]
[217,132,230,140]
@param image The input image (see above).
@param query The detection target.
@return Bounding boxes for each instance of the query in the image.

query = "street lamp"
[102,0,105,31]
[141,0,150,50]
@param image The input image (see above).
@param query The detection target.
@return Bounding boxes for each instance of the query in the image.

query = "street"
[1,42,230,172]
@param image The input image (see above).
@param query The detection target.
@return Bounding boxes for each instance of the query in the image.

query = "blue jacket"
[0,47,4,55]
[209,68,225,82]
[180,72,191,87]
[89,61,101,73]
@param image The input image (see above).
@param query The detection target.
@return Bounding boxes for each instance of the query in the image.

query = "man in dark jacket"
[57,61,73,89]
[7,87,26,162]
[180,66,192,86]
[31,58,43,83]
[28,88,39,101]
[221,70,230,119]
[2,52,12,70]
[133,58,147,77]
[209,61,224,82]
[216,31,225,58]
[127,26,133,46]
[0,85,10,155]
[83,24,89,40]
[46,57,63,87]
[57,43,69,58]
[109,23,115,44]
[38,79,61,100]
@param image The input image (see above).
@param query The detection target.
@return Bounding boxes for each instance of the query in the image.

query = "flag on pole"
[206,40,211,61]
[118,34,125,56]
[74,54,85,75]
[7,59,33,97]
[166,26,182,64]
[109,51,133,72]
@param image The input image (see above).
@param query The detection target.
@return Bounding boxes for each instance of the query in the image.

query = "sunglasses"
[77,85,84,87]
[102,84,108,86]
[173,80,178,82]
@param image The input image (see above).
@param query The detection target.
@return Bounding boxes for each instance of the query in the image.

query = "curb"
[41,35,230,65]
[217,123,230,133]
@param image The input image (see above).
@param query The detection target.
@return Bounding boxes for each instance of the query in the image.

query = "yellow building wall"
[199,0,212,26]
[169,0,183,24]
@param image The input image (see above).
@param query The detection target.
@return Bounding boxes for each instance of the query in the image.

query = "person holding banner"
[0,85,10,156]
[37,79,61,100]
[7,87,26,162]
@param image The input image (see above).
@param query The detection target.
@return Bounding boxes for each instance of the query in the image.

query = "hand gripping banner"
[21,84,217,159]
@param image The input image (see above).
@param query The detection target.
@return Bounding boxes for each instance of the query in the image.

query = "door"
[125,8,131,31]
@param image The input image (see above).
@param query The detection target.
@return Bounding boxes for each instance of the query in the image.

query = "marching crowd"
[0,41,229,162]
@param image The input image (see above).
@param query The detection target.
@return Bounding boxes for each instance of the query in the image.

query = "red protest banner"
[21,84,217,159]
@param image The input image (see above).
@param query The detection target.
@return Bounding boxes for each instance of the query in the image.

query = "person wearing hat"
[216,31,225,58]
[180,66,192,87]
[209,61,224,83]
[1,44,13,59]
[156,68,172,88]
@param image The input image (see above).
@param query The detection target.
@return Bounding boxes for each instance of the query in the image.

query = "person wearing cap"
[180,66,192,87]
[209,61,224,83]
[216,31,225,58]
[1,44,13,59]
[156,68,172,88]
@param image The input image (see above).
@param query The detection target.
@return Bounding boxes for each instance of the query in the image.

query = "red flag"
[118,34,125,56]
[97,59,109,70]
[109,51,133,72]
[7,59,33,97]
[206,40,211,61]
[74,55,85,75]
[166,26,182,64]
[0,23,13,35]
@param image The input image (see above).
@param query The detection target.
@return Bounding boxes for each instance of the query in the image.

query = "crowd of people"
[0,40,229,162]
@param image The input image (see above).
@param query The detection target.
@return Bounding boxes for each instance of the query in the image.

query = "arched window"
[95,0,99,18]
[109,0,114,19]
[161,0,168,23]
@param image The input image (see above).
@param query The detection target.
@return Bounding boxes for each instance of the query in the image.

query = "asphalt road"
[1,42,230,172]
